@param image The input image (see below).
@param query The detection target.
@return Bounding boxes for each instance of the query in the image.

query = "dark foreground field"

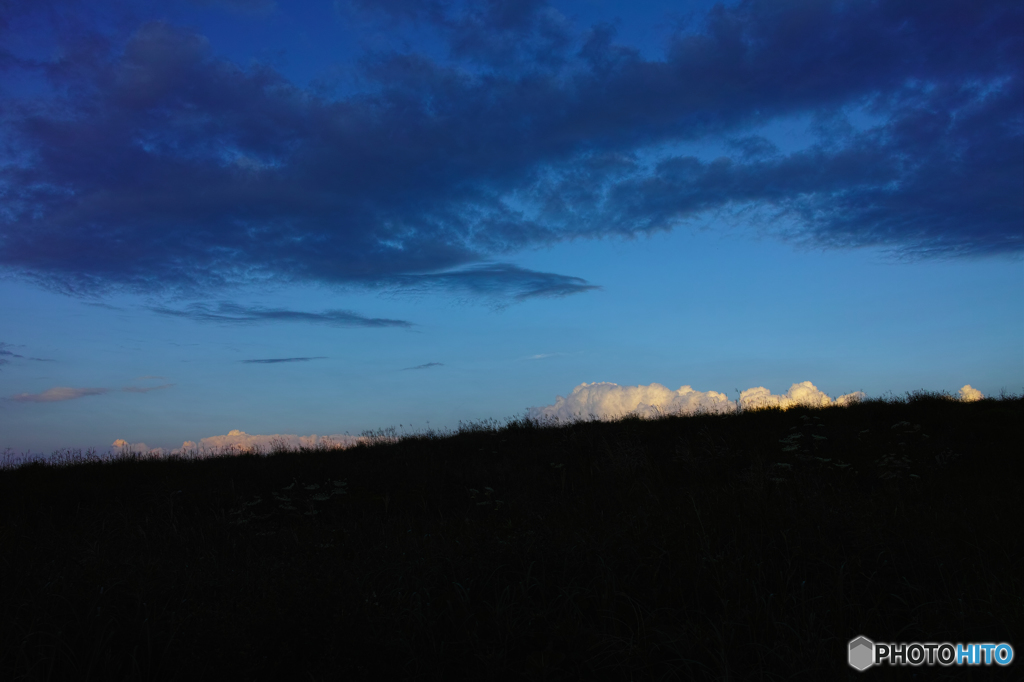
[2,393,1021,681]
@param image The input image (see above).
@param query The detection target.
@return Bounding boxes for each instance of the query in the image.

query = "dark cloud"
[345,0,570,68]
[150,302,413,327]
[727,136,780,160]
[402,362,443,370]
[242,357,328,364]
[584,76,1024,258]
[391,264,600,303]
[0,0,1019,305]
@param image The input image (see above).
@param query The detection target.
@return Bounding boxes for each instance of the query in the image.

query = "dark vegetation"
[1,392,1022,681]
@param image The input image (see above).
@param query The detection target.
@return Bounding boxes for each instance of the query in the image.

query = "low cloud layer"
[10,384,177,401]
[177,429,365,454]
[0,0,1017,305]
[112,439,166,457]
[529,382,736,422]
[11,387,110,403]
[103,382,985,456]
[527,380,985,422]
[737,383,866,411]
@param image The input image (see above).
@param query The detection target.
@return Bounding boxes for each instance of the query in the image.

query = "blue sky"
[1,0,1021,455]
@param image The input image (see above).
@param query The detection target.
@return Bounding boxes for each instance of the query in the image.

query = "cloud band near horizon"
[526,380,986,422]
[10,387,111,403]
[10,384,175,402]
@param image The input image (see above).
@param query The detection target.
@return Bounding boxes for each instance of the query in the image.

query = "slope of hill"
[2,392,1020,680]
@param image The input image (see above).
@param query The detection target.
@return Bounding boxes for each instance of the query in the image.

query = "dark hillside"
[1,393,1021,680]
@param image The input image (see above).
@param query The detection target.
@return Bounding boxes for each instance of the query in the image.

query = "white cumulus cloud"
[958,384,984,402]
[527,382,735,422]
[111,439,166,456]
[528,380,867,422]
[738,381,866,411]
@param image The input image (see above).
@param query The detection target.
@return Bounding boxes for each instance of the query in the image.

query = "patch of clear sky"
[1,227,1019,454]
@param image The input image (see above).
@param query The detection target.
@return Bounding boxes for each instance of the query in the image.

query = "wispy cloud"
[402,362,444,370]
[526,353,559,360]
[82,301,125,311]
[0,345,19,369]
[137,375,166,380]
[0,342,53,368]
[122,383,176,393]
[10,387,110,403]
[242,357,328,364]
[390,265,601,304]
[150,303,412,328]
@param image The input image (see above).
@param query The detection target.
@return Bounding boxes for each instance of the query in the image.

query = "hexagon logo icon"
[848,636,874,671]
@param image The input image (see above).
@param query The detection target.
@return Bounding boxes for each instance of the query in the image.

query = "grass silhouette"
[1,391,1020,680]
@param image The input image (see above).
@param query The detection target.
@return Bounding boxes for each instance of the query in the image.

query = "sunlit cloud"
[112,439,166,456]
[958,385,984,402]
[527,380,868,422]
[528,382,736,422]
[738,382,866,411]
[11,382,176,401]
[177,429,364,454]
[64,383,998,458]
[11,387,110,402]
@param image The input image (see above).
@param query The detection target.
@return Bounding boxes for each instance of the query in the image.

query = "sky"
[1,0,1021,456]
